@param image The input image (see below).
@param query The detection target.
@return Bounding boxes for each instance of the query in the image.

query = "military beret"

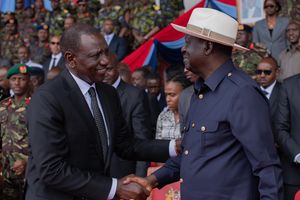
[29,67,45,77]
[238,24,252,33]
[7,64,31,79]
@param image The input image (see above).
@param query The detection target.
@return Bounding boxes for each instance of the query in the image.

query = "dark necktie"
[50,57,56,70]
[88,87,108,162]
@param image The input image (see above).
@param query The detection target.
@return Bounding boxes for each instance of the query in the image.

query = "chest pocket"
[197,120,230,157]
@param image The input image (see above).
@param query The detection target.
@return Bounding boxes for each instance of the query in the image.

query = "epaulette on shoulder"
[226,70,249,87]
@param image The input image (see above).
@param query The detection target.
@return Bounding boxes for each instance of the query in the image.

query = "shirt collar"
[52,52,62,59]
[261,80,276,94]
[194,59,234,94]
[112,76,121,89]
[69,71,95,96]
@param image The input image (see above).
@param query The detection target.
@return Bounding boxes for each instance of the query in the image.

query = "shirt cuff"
[107,178,117,200]
[294,153,300,164]
[169,139,177,157]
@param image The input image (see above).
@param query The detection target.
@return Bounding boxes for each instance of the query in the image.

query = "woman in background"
[253,0,289,61]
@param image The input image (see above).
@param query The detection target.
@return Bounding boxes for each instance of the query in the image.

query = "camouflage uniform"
[158,0,184,27]
[45,8,69,36]
[131,4,161,48]
[0,34,24,65]
[76,12,95,26]
[0,96,31,200]
[232,44,267,77]
[95,5,124,31]
[290,0,300,22]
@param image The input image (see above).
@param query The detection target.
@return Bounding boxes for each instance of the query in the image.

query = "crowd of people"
[0,0,300,200]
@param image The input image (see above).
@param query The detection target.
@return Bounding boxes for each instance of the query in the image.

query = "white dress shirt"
[69,71,116,200]
[260,80,276,99]
[49,52,62,70]
[25,60,43,68]
[104,33,114,45]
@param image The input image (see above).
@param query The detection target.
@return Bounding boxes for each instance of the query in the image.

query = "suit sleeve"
[112,89,170,163]
[275,81,300,161]
[229,85,283,200]
[131,90,153,140]
[27,90,112,200]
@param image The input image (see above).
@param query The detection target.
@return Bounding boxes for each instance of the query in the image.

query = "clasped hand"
[116,174,154,200]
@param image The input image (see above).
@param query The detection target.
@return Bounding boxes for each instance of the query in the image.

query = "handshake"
[116,174,158,200]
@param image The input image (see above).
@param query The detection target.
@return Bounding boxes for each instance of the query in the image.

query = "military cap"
[29,67,45,77]
[7,64,31,79]
[238,24,252,33]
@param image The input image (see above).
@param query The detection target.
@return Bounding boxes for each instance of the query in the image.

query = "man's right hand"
[116,175,150,200]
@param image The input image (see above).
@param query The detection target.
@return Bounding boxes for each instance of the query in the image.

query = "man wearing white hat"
[124,8,283,200]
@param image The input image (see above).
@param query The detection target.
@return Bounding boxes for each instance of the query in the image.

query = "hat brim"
[171,23,249,51]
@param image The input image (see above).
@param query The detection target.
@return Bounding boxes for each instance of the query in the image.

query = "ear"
[64,50,76,68]
[205,41,213,55]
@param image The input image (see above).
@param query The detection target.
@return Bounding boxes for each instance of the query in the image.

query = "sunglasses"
[51,41,60,45]
[255,70,272,75]
[264,5,275,9]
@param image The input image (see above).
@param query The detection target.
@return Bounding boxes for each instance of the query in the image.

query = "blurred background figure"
[63,15,76,30]
[278,20,300,81]
[42,35,64,75]
[253,0,289,61]
[17,46,43,68]
[102,18,128,61]
[29,66,45,93]
[155,73,189,140]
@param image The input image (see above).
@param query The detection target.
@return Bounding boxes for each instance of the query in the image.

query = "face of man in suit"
[103,53,119,85]
[256,57,279,88]
[103,19,115,35]
[66,33,110,84]
[50,36,61,55]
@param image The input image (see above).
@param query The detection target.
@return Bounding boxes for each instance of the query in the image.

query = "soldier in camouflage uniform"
[0,19,24,65]
[33,0,48,25]
[232,24,267,78]
[290,0,300,22]
[95,0,123,31]
[45,0,69,36]
[19,6,38,48]
[76,0,95,26]
[156,0,185,27]
[30,24,51,64]
[130,0,161,49]
[0,64,31,200]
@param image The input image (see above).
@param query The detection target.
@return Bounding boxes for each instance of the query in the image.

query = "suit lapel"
[269,82,280,107]
[116,80,126,98]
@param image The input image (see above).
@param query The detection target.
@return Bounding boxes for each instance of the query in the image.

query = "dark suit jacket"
[110,80,152,178]
[269,81,281,121]
[275,74,300,186]
[25,70,170,200]
[108,35,128,61]
[42,55,65,75]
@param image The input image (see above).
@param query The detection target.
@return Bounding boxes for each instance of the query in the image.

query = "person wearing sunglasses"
[253,0,290,62]
[255,57,280,133]
[42,35,65,76]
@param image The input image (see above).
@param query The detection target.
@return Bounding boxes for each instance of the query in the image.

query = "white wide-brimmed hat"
[171,8,249,51]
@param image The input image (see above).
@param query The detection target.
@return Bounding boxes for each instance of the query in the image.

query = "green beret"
[7,64,31,79]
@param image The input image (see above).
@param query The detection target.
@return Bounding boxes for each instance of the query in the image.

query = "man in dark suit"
[255,57,281,122]
[42,35,65,75]
[125,8,283,199]
[276,74,300,200]
[103,53,152,178]
[103,18,128,61]
[25,24,178,200]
